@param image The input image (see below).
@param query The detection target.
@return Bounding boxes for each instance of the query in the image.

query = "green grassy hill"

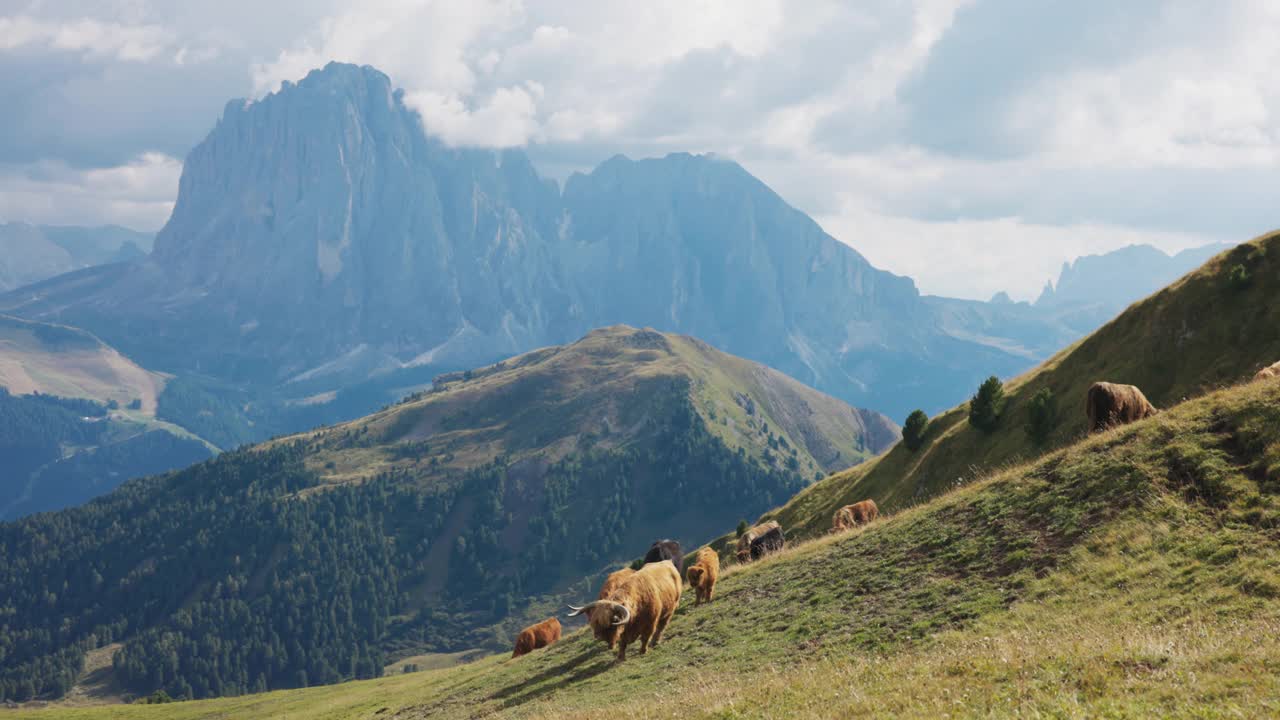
[764,230,1280,539]
[288,325,897,490]
[18,359,1280,718]
[0,326,894,704]
[0,314,168,415]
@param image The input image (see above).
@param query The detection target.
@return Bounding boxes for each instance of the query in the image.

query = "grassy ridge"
[764,230,1280,541]
[23,371,1280,718]
[290,326,896,490]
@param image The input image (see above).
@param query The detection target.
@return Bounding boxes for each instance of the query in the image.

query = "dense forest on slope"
[0,328,864,702]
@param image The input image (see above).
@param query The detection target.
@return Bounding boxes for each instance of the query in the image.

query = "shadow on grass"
[492,644,615,708]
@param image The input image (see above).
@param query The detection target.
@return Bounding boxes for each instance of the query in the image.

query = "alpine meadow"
[2,4,1279,718]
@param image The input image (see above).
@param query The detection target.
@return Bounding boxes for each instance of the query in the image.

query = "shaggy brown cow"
[685,547,720,605]
[1255,361,1280,382]
[598,568,636,600]
[1087,382,1158,432]
[832,499,879,532]
[567,560,681,661]
[735,520,781,563]
[512,617,561,658]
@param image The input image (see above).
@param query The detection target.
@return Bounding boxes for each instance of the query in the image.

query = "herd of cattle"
[511,508,878,660]
[511,369,1280,661]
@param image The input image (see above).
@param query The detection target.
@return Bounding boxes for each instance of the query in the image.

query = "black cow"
[643,539,683,575]
[749,526,785,561]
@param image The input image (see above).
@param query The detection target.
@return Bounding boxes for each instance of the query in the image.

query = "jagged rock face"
[0,62,1030,418]
[1032,242,1232,336]
[559,153,936,406]
[149,63,568,376]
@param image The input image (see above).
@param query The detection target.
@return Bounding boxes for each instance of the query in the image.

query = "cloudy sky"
[1,0,1276,300]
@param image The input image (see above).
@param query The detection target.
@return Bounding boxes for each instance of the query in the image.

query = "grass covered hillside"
[19,360,1280,718]
[767,230,1280,538]
[0,314,167,415]
[0,326,894,704]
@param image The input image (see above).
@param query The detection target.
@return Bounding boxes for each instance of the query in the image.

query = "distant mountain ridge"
[1030,241,1233,335]
[0,62,1033,423]
[0,223,151,292]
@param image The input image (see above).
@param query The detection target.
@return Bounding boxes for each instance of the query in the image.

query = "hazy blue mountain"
[0,222,152,291]
[555,152,1031,418]
[1,62,1037,427]
[1032,242,1234,334]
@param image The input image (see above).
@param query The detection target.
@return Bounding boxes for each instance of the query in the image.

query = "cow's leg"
[652,609,673,647]
[638,617,657,654]
[617,639,628,662]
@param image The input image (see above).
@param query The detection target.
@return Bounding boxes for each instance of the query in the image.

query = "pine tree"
[1025,388,1056,445]
[968,376,1006,433]
[902,410,929,450]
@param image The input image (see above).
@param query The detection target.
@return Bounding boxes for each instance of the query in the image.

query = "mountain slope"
[0,62,1033,423]
[0,315,213,520]
[765,230,1280,539]
[0,223,151,292]
[0,326,895,702]
[0,315,165,413]
[18,359,1280,717]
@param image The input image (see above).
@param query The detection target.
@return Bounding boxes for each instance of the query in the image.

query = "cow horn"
[566,601,599,617]
[610,604,631,626]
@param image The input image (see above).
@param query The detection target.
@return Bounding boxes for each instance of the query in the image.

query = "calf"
[832,499,879,532]
[512,617,561,658]
[685,547,720,605]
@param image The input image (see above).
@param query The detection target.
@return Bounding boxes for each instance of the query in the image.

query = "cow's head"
[567,600,631,648]
[687,566,704,587]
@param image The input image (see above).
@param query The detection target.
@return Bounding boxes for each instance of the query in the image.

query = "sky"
[0,1,1276,300]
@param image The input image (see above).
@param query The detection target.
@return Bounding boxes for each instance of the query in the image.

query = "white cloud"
[0,153,181,230]
[3,0,1279,300]
[0,14,174,61]
[249,0,792,147]
[1009,4,1280,170]
[407,85,541,148]
[250,0,524,97]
